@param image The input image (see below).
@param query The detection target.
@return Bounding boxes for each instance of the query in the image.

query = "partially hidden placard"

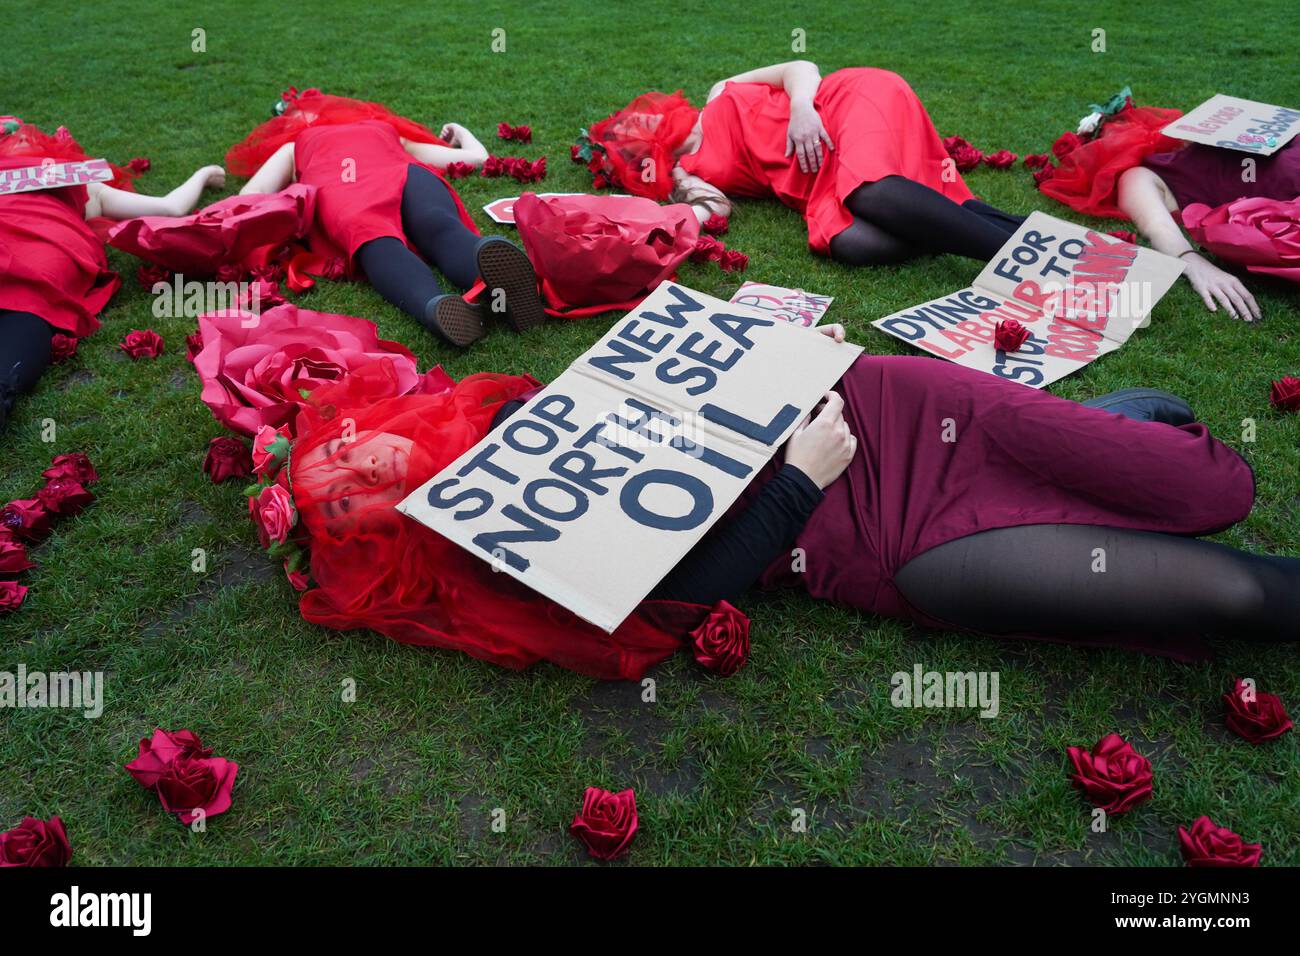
[399,281,862,631]
[728,282,833,327]
[1163,94,1300,155]
[0,158,113,196]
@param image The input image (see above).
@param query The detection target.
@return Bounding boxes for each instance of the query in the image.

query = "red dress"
[751,355,1256,661]
[679,68,974,255]
[0,159,118,338]
[293,119,478,269]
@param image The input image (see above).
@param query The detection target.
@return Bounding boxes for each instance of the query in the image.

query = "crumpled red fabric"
[1180,195,1300,283]
[514,192,700,318]
[103,184,317,276]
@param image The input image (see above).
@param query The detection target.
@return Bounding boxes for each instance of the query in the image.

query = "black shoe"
[1081,387,1196,426]
[475,237,545,333]
[0,363,20,434]
[423,295,486,347]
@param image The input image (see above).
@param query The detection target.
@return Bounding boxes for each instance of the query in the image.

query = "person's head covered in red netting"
[225,87,452,177]
[266,359,701,679]
[585,91,699,201]
[0,116,140,189]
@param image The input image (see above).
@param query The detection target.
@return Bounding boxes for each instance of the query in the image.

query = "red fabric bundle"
[587,91,698,200]
[104,185,317,276]
[1181,195,1300,283]
[514,192,700,317]
[1039,105,1185,219]
[289,363,709,678]
[0,121,139,190]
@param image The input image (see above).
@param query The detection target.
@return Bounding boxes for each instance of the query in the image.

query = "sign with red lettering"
[0,158,113,196]
[1163,94,1300,156]
[728,282,832,327]
[872,212,1185,388]
[484,193,626,224]
[399,281,862,631]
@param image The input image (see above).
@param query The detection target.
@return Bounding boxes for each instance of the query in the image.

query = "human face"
[299,431,415,533]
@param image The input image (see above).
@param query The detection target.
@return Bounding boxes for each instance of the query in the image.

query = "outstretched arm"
[239,142,295,195]
[402,123,489,169]
[1117,166,1260,321]
[86,165,226,219]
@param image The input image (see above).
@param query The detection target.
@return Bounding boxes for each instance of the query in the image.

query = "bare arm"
[707,60,822,103]
[239,142,295,195]
[86,165,225,219]
[1118,166,1261,321]
[708,60,832,173]
[402,123,488,168]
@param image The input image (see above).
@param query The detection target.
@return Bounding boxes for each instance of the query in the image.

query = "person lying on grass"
[582,60,1027,267]
[0,118,224,432]
[246,323,1299,680]
[227,88,543,347]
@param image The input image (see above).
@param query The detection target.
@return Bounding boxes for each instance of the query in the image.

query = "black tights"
[830,175,1024,266]
[354,165,482,321]
[0,310,55,427]
[895,524,1300,644]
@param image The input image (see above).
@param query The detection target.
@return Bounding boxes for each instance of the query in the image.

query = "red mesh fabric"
[588,91,698,200]
[225,92,451,176]
[289,362,705,678]
[1040,106,1185,219]
[0,122,138,189]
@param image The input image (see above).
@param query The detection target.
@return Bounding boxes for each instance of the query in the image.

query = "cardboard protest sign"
[484,193,626,224]
[873,212,1184,388]
[0,158,113,196]
[399,281,862,631]
[728,282,832,327]
[1163,95,1300,155]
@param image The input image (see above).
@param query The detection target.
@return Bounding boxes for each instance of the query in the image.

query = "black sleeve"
[649,463,823,606]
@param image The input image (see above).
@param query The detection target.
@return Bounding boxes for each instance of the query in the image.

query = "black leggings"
[830,175,1024,265]
[0,309,55,401]
[894,524,1300,644]
[354,165,481,320]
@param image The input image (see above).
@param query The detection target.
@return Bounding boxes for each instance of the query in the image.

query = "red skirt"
[758,356,1255,661]
[0,178,117,338]
[293,120,478,270]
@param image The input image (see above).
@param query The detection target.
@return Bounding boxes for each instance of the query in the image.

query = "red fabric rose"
[497,122,533,143]
[251,424,291,477]
[1022,153,1052,168]
[1052,131,1083,159]
[124,728,214,789]
[126,156,151,174]
[983,149,1018,169]
[569,787,638,860]
[0,538,35,574]
[570,144,583,163]
[1032,165,1056,187]
[0,498,53,541]
[951,143,984,172]
[203,436,253,484]
[249,482,295,547]
[185,330,204,363]
[482,155,506,178]
[119,329,164,359]
[1222,678,1292,743]
[43,453,98,485]
[443,161,475,179]
[194,304,422,436]
[719,248,749,273]
[592,171,614,190]
[237,277,286,313]
[690,235,726,264]
[1268,376,1300,413]
[690,600,751,675]
[36,478,94,517]
[0,816,70,867]
[251,261,286,284]
[1065,733,1153,814]
[137,263,172,290]
[1107,230,1138,244]
[0,581,28,613]
[994,319,1031,352]
[49,334,78,365]
[284,561,310,592]
[1178,816,1261,867]
[942,135,973,155]
[702,214,729,235]
[154,755,239,826]
[215,263,244,284]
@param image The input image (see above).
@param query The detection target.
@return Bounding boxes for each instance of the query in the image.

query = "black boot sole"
[476,238,545,333]
[424,295,486,347]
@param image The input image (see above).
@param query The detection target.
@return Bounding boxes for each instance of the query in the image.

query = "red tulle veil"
[0,120,139,189]
[1040,105,1185,219]
[587,91,699,200]
[225,91,452,176]
[288,361,707,679]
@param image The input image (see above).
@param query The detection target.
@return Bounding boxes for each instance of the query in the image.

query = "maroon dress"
[1142,138,1300,208]
[749,356,1255,661]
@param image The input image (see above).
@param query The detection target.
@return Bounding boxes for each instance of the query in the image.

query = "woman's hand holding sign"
[784,391,857,489]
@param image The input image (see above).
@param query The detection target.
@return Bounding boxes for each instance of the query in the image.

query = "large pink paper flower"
[1181,195,1300,283]
[194,303,422,436]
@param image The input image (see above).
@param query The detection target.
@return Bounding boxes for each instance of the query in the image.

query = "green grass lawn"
[2,0,1297,866]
